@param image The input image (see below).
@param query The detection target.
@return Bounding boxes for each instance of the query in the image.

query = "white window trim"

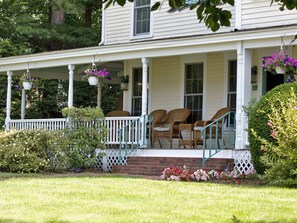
[180,54,207,120]
[130,0,153,40]
[224,52,237,106]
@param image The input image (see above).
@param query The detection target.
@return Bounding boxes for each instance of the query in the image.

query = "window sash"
[227,60,237,126]
[184,63,204,123]
[132,68,149,116]
[134,0,150,35]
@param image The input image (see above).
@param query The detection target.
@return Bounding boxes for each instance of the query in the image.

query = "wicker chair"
[153,108,191,148]
[148,109,167,146]
[106,110,130,117]
[194,107,230,148]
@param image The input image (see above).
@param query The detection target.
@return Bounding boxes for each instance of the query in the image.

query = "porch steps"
[112,156,234,176]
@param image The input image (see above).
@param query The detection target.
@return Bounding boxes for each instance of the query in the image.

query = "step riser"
[113,157,234,176]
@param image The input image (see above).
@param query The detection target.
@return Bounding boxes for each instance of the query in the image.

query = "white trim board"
[134,149,234,159]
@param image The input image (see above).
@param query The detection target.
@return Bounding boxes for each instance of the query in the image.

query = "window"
[132,68,149,116]
[227,60,237,125]
[184,63,204,123]
[134,0,150,36]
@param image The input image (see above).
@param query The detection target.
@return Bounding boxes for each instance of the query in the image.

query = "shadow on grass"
[231,215,297,223]
[0,219,69,223]
[0,171,145,181]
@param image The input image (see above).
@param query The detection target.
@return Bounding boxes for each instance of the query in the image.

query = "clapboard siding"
[105,4,131,44]
[150,57,182,111]
[104,2,235,45]
[242,0,297,29]
[205,53,226,119]
[153,3,235,38]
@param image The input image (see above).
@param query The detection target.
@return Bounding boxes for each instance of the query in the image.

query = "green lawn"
[0,173,296,223]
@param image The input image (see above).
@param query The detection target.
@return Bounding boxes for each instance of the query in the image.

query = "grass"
[0,173,296,223]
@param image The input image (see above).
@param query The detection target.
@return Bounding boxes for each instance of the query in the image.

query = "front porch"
[2,28,296,175]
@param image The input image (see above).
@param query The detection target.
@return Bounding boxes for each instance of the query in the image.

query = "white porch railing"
[8,118,67,131]
[7,117,142,145]
[103,117,141,145]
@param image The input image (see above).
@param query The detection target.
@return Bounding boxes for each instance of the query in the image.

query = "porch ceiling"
[0,25,297,73]
[0,61,124,83]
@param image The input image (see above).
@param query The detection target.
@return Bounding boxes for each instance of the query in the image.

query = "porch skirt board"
[113,156,234,176]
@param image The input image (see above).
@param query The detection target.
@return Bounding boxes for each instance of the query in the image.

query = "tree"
[0,0,119,128]
[104,0,297,32]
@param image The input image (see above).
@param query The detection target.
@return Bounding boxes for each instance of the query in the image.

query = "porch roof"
[0,25,297,73]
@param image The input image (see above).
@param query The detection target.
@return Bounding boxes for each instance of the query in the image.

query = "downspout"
[99,3,106,46]
[235,0,242,30]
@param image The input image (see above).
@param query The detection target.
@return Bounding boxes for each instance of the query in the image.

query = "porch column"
[68,64,75,108]
[5,71,13,130]
[21,89,26,119]
[141,57,149,116]
[235,42,252,149]
[97,81,102,108]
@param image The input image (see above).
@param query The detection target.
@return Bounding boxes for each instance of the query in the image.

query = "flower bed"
[160,165,260,185]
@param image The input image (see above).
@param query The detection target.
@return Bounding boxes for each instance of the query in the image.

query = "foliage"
[62,106,105,120]
[252,88,297,187]
[160,165,258,183]
[120,75,129,83]
[62,106,107,170]
[262,52,297,75]
[0,130,69,173]
[248,83,297,174]
[0,0,105,126]
[81,66,110,80]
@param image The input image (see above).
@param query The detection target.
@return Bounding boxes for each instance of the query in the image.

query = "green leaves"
[151,1,161,11]
[195,1,233,32]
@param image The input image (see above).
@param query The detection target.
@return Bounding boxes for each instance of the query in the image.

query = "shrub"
[248,83,297,174]
[251,88,297,187]
[0,130,69,173]
[62,106,107,170]
[62,106,104,120]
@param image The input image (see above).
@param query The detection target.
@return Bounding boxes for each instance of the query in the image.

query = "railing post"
[5,71,13,130]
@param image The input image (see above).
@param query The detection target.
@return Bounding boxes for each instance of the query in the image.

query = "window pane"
[134,1,150,35]
[228,60,237,126]
[184,63,203,123]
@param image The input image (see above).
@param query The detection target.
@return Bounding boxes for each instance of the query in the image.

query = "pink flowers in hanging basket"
[262,51,297,75]
[82,68,110,80]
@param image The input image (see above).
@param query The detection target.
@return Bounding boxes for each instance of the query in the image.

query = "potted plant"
[120,75,129,90]
[263,52,297,74]
[20,71,33,90]
[81,65,110,85]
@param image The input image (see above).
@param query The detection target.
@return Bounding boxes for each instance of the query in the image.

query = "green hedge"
[248,82,297,174]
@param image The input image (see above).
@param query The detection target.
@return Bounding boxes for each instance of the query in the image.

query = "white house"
[1,0,297,174]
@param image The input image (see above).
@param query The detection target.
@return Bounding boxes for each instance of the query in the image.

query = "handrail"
[200,111,236,167]
[118,115,150,159]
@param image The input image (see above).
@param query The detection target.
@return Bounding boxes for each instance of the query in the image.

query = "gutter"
[99,3,106,46]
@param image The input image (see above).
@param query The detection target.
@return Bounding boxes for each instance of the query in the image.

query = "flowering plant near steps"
[81,67,111,81]
[262,52,297,76]
[161,165,258,183]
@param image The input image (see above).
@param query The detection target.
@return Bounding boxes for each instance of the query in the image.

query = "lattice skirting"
[233,150,254,174]
[95,149,254,174]
[95,149,127,172]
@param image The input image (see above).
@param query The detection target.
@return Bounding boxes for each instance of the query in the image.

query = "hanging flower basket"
[20,69,34,90]
[88,76,99,85]
[81,62,110,85]
[263,52,297,78]
[22,81,32,90]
